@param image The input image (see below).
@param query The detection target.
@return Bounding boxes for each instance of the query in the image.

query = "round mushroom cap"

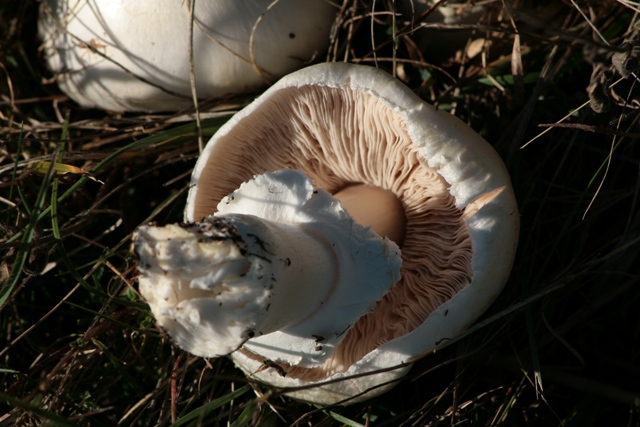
[38,0,337,112]
[185,62,519,404]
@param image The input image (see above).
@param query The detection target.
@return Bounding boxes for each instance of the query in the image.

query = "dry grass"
[1,0,640,425]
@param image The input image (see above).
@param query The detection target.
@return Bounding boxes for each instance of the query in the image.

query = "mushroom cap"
[185,62,519,404]
[39,0,336,111]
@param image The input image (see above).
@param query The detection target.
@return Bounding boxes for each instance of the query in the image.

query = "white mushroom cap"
[39,0,337,111]
[181,62,519,405]
[134,169,401,360]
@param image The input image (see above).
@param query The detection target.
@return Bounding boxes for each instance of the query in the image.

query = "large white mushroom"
[133,63,519,405]
[39,0,337,112]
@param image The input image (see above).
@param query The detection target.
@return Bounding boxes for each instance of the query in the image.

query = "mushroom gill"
[194,86,473,381]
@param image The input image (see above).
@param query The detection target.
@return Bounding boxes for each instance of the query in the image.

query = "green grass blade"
[8,123,24,202]
[63,300,159,337]
[323,410,366,427]
[4,116,229,246]
[228,403,258,427]
[171,384,251,427]
[0,391,80,427]
[0,145,61,309]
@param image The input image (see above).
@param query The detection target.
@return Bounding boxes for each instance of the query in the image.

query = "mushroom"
[135,62,519,405]
[38,0,337,111]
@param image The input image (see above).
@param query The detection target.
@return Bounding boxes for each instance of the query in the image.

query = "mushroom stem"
[333,184,406,245]
[134,169,402,360]
[134,213,336,357]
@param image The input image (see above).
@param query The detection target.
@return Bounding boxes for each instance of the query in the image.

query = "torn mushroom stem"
[134,169,402,361]
[134,213,337,357]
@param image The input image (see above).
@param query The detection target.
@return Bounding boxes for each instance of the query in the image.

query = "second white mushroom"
[39,0,337,111]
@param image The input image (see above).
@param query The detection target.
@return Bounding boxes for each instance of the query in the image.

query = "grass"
[2,0,640,425]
